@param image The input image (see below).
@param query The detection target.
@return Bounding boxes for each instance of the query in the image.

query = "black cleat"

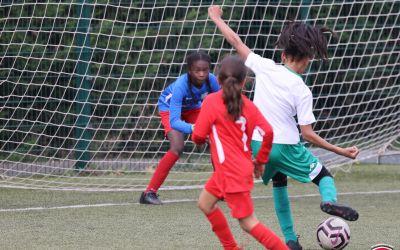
[320,202,359,221]
[139,191,162,205]
[286,236,302,250]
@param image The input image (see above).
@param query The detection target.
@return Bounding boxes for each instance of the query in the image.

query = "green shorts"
[251,140,322,185]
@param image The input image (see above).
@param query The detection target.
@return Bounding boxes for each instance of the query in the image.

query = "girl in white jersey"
[208,5,360,250]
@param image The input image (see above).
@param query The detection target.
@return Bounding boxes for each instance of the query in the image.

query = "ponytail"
[222,76,243,121]
[217,55,247,121]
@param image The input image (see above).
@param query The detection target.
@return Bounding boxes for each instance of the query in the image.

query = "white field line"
[1,189,399,213]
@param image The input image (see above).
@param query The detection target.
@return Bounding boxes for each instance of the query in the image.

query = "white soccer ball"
[316,217,351,250]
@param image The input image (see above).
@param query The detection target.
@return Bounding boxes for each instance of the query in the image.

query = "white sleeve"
[245,52,276,75]
[251,128,264,142]
[295,87,316,125]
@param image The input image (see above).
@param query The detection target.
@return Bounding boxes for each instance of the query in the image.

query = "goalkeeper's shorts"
[159,108,200,136]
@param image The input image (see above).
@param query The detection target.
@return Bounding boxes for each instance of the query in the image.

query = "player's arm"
[295,86,359,159]
[250,106,274,178]
[300,125,359,159]
[192,97,213,144]
[208,5,251,61]
[170,84,193,134]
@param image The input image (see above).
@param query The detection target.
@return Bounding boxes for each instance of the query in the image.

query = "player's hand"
[253,160,264,179]
[341,146,359,159]
[208,5,223,21]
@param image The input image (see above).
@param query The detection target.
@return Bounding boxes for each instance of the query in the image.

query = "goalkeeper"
[208,5,359,250]
[139,50,220,205]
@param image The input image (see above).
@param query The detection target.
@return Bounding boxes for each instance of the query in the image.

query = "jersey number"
[236,116,248,152]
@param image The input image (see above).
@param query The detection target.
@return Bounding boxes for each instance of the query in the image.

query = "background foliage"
[0,0,399,164]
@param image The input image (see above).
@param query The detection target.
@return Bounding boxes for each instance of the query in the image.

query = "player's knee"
[170,144,184,156]
[272,172,287,187]
[167,131,185,156]
[238,220,249,232]
[312,166,332,186]
[238,216,258,233]
[197,201,206,213]
[197,201,214,214]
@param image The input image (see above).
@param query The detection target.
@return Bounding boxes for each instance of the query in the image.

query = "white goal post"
[0,1,399,191]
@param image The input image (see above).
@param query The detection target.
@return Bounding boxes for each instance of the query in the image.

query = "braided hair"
[275,21,337,61]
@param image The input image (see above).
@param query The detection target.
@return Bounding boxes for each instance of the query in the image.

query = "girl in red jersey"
[192,55,288,250]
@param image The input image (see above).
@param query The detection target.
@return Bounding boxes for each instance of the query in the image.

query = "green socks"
[273,186,297,243]
[318,176,337,202]
[273,176,337,243]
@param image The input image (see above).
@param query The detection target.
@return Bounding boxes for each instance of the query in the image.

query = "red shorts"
[205,173,254,219]
[159,108,201,136]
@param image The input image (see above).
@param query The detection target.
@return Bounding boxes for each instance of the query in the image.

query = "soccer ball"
[316,217,350,250]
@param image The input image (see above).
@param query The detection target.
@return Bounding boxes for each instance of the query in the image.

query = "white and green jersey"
[245,52,316,144]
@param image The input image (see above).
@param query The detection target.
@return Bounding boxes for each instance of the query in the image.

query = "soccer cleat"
[286,236,302,250]
[320,202,359,221]
[139,191,162,205]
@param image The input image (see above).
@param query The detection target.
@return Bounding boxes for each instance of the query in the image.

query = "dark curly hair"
[275,21,337,61]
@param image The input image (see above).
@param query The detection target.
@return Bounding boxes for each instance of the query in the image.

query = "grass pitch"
[0,164,399,250]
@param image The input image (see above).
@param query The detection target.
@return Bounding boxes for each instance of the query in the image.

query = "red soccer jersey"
[192,90,273,193]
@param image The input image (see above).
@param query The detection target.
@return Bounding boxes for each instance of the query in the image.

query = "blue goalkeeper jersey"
[158,73,220,134]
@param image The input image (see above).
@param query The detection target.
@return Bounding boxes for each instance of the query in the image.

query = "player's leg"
[312,166,337,202]
[263,143,358,221]
[312,167,359,221]
[251,140,301,249]
[271,172,301,250]
[271,143,358,221]
[239,216,288,250]
[199,175,239,250]
[224,192,288,250]
[140,129,184,205]
[139,110,185,205]
[143,107,199,196]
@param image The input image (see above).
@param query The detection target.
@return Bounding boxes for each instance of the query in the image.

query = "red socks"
[249,223,288,250]
[145,150,179,192]
[206,207,239,250]
[206,211,287,250]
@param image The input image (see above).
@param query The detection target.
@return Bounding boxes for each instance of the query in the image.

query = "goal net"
[1,1,399,191]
